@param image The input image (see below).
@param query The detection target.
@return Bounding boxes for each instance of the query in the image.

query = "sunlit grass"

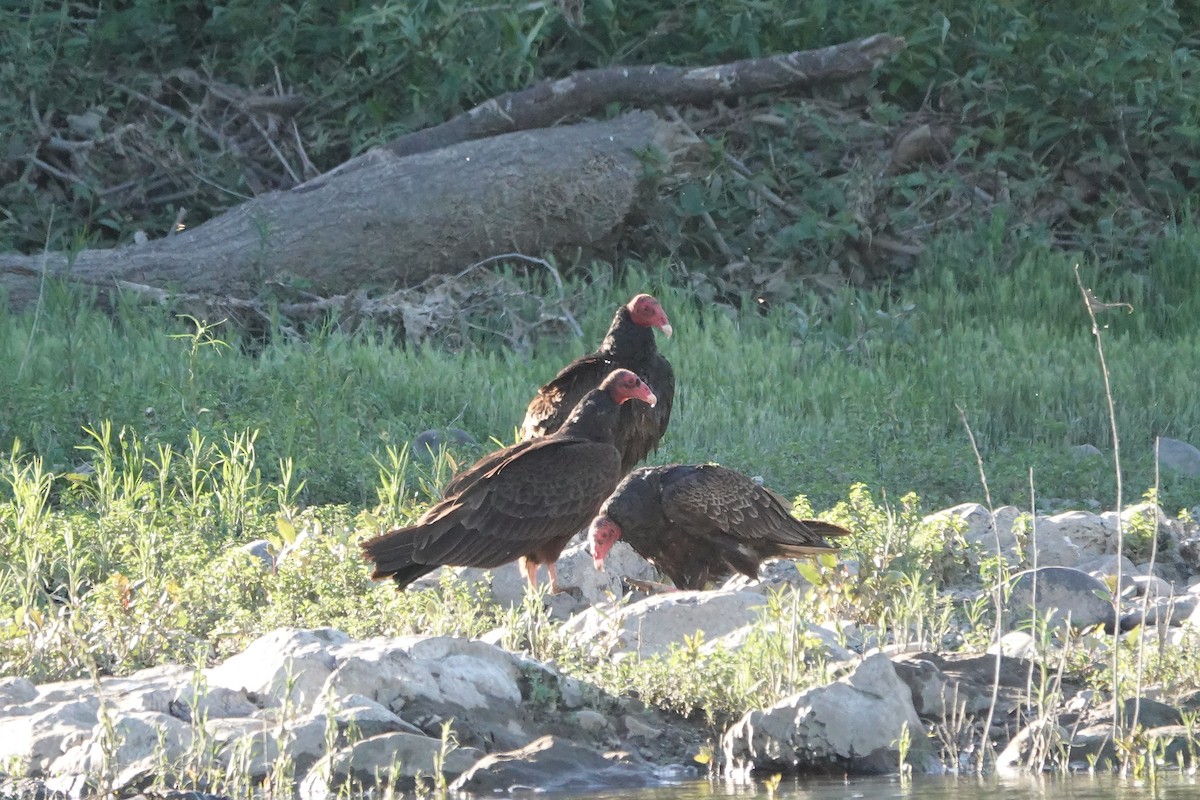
[2,226,1200,778]
[5,232,1200,510]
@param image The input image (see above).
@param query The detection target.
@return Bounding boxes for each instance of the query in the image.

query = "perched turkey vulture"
[521,293,675,474]
[588,464,851,590]
[361,369,657,592]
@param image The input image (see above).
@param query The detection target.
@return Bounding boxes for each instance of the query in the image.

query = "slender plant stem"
[1073,263,1126,754]
[957,405,1002,774]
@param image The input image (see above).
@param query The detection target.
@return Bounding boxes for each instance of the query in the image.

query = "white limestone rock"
[723,653,929,774]
[562,590,767,658]
[206,627,349,709]
[50,711,192,791]
[320,635,523,712]
[0,698,100,774]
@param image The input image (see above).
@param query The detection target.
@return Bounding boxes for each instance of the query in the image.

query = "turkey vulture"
[587,464,851,590]
[361,369,657,592]
[521,293,674,474]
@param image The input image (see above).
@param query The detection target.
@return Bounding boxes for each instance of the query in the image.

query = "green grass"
[4,0,1198,300]
[5,0,1200,783]
[5,225,1200,512]
[4,228,1200,778]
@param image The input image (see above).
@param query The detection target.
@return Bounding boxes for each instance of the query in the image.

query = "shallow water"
[557,774,1200,800]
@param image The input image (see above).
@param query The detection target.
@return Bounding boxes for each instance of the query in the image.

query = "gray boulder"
[51,711,193,791]
[1158,437,1200,476]
[1077,554,1141,593]
[206,717,281,780]
[1129,574,1174,598]
[449,735,658,794]
[239,538,277,570]
[1031,531,1084,569]
[115,682,259,721]
[895,651,1037,721]
[317,640,448,711]
[300,732,482,799]
[411,428,477,461]
[890,656,997,721]
[1119,594,1200,631]
[922,503,1023,579]
[0,677,37,707]
[1122,697,1183,729]
[1037,511,1116,558]
[1007,566,1115,630]
[316,693,425,738]
[723,653,929,775]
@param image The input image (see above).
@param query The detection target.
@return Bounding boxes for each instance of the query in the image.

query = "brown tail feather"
[774,541,840,558]
[796,519,853,539]
[360,526,423,581]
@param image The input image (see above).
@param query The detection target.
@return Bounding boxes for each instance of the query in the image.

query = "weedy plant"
[0,226,1199,783]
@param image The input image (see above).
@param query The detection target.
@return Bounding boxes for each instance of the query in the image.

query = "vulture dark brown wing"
[416,437,622,566]
[521,356,613,438]
[611,358,674,473]
[653,358,676,441]
[438,438,543,498]
[659,464,841,548]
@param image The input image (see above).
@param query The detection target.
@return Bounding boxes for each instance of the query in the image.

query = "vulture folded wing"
[438,438,542,499]
[660,464,844,552]
[615,359,675,472]
[522,356,613,438]
[416,437,622,566]
[659,465,786,538]
[649,358,676,441]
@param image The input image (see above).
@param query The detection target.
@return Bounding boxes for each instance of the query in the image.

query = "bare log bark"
[376,33,905,161]
[0,112,680,309]
[0,34,906,313]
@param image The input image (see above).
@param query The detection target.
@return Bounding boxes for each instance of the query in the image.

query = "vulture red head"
[601,368,657,408]
[588,515,622,572]
[627,294,673,338]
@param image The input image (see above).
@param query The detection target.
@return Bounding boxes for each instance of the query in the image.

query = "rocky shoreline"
[4,501,1200,797]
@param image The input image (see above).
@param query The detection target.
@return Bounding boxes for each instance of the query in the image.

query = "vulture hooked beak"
[658,322,673,338]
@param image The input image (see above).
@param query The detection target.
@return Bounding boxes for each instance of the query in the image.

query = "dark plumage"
[588,464,851,590]
[521,293,674,475]
[361,369,657,592]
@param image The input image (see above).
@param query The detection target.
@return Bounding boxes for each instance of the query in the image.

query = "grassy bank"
[5,226,1200,514]
[2,223,1200,778]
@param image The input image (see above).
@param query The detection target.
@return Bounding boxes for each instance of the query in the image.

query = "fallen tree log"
[0,34,905,313]
[1,112,679,309]
[371,33,905,161]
